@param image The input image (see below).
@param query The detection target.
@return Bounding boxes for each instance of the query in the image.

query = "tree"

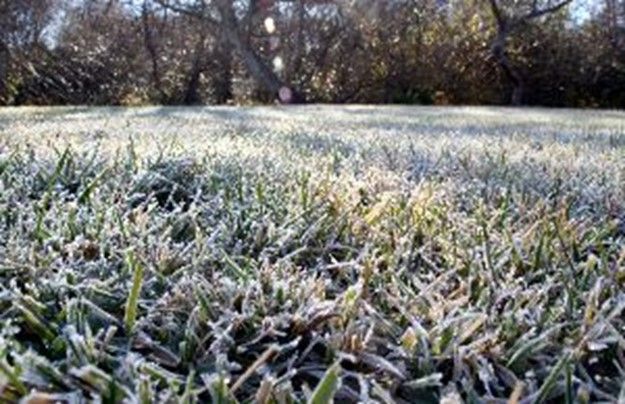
[486,0,574,105]
[0,0,54,104]
[155,0,305,103]
[1,0,623,107]
[0,40,8,104]
[141,0,167,102]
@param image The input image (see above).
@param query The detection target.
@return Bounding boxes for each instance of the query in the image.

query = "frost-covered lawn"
[1,106,625,403]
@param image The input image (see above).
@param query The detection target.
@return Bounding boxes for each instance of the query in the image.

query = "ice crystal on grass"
[0,106,624,402]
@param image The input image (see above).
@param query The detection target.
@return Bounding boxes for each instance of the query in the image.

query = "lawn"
[1,106,625,403]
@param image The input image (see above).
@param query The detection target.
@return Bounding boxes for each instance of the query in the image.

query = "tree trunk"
[213,35,233,104]
[510,81,524,106]
[0,41,9,105]
[287,0,306,83]
[491,29,524,106]
[216,0,304,103]
[182,64,202,105]
[182,30,207,105]
[141,2,166,102]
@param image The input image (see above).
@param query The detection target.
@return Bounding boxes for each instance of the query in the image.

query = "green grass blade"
[308,362,341,404]
[532,352,572,404]
[124,251,144,333]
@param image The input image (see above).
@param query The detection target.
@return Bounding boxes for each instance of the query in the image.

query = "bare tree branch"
[523,0,574,21]
[487,0,506,27]
[153,0,218,25]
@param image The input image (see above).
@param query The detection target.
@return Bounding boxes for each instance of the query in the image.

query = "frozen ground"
[0,106,624,403]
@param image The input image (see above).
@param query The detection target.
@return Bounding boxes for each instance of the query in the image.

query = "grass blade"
[308,362,341,404]
[124,251,144,333]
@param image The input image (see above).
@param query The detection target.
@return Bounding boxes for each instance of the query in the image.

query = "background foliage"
[0,0,623,107]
